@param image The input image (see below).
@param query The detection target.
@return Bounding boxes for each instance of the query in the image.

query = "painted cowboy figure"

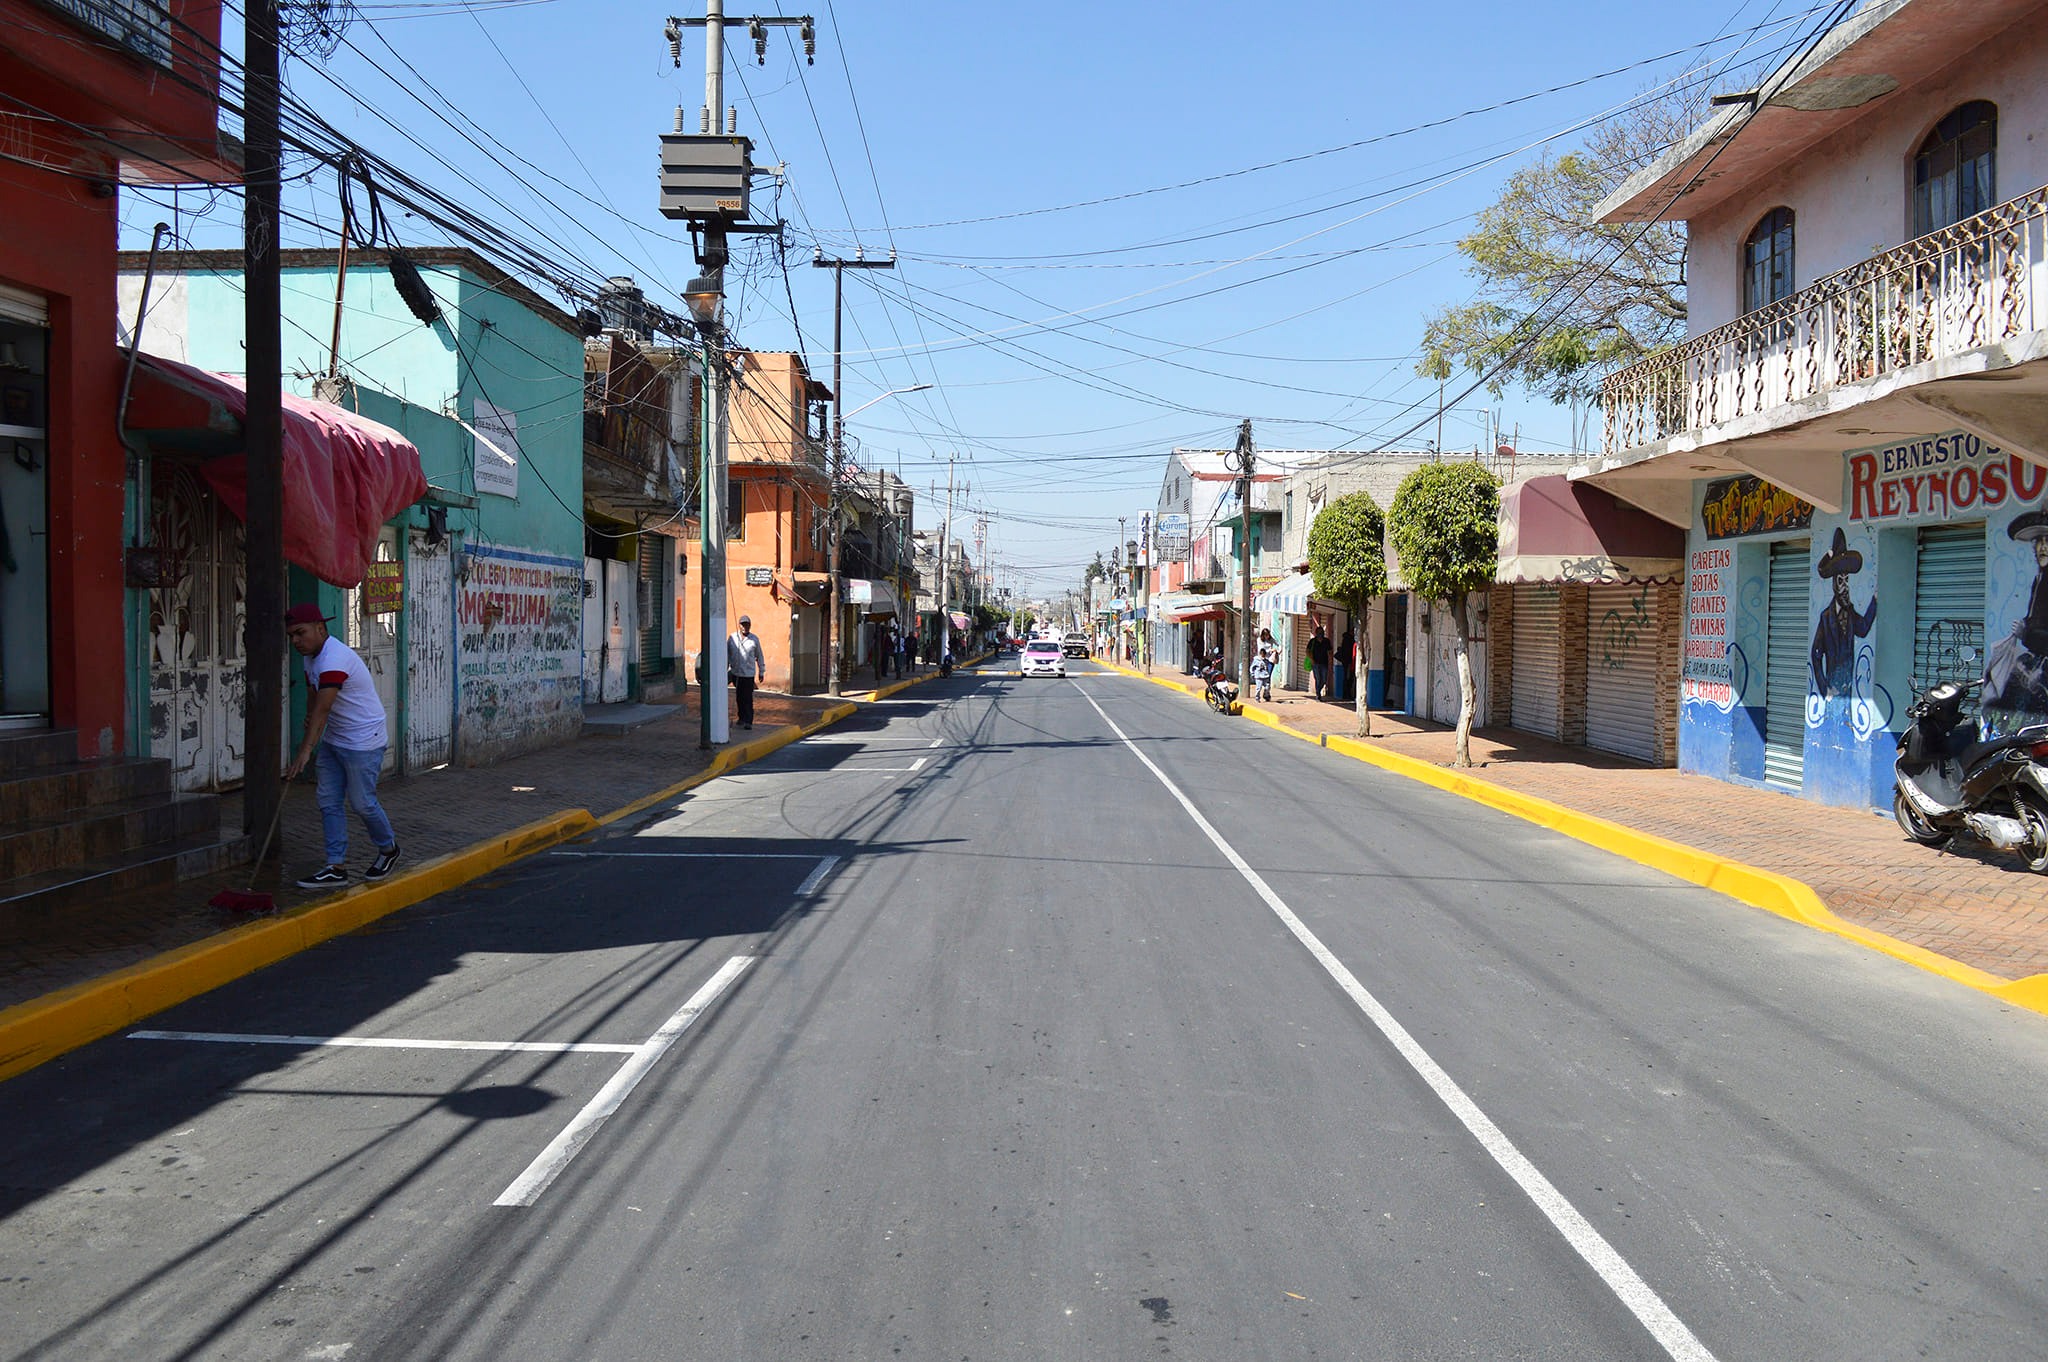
[1810,527,1877,698]
[1982,509,2048,734]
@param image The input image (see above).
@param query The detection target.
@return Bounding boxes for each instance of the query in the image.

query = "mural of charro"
[1982,509,2048,737]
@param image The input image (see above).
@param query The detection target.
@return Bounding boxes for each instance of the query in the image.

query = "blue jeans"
[315,742,395,865]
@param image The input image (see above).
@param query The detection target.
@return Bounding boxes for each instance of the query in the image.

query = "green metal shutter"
[638,535,673,680]
[1763,540,1810,790]
[1913,522,1984,693]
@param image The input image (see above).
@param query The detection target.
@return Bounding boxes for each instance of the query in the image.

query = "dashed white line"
[495,955,758,1208]
[1071,684,1719,1362]
[794,855,839,897]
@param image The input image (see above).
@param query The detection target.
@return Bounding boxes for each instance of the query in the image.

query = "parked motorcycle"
[1893,678,2048,872]
[1199,660,1239,715]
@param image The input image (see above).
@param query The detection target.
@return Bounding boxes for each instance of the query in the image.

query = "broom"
[208,784,288,914]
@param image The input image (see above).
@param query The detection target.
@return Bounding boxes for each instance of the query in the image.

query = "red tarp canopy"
[126,354,429,587]
[1496,474,1684,585]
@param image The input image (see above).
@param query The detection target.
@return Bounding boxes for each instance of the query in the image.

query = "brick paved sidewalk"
[1124,666,2048,983]
[0,689,843,1013]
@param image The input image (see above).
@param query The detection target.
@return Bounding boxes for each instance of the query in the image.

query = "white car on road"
[1020,639,1067,678]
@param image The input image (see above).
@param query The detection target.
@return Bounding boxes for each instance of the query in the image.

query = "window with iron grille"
[1741,207,1794,314]
[1912,102,1997,237]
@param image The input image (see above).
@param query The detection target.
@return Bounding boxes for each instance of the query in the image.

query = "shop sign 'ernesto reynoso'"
[1847,431,2047,523]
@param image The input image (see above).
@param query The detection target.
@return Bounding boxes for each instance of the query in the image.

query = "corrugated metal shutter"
[1585,583,1661,762]
[1913,522,1984,693]
[1763,539,1810,789]
[637,534,672,679]
[1510,584,1562,738]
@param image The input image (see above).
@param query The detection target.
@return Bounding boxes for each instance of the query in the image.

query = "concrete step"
[0,791,222,882]
[0,759,173,825]
[0,829,253,919]
[0,729,78,776]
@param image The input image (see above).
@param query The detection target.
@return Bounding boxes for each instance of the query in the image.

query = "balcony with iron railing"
[1602,186,2048,458]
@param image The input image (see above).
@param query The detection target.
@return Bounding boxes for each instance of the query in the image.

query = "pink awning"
[127,354,428,587]
[1497,475,1684,584]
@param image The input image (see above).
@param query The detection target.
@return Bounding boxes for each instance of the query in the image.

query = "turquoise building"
[118,247,589,786]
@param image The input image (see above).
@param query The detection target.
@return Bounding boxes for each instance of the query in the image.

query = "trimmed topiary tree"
[1388,462,1501,767]
[1306,490,1387,737]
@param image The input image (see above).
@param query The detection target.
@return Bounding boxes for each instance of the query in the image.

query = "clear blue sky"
[122,0,1829,596]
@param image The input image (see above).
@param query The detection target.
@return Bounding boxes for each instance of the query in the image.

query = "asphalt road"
[3,660,2045,1361]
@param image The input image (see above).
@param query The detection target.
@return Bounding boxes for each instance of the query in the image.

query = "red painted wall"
[0,156,125,756]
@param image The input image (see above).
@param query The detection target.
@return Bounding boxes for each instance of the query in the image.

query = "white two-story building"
[1583,0,2048,809]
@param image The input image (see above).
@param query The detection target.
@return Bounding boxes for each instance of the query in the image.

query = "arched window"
[1742,207,1795,313]
[1913,101,1997,236]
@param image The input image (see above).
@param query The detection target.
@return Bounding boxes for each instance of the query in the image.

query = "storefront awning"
[126,354,428,588]
[1497,475,1685,585]
[845,578,898,614]
[1154,590,1235,623]
[948,611,971,630]
[1254,571,1318,615]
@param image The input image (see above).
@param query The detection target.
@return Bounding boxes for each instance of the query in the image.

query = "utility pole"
[939,452,956,657]
[1140,510,1152,674]
[243,0,284,853]
[664,1,809,740]
[1225,419,1255,701]
[813,248,895,696]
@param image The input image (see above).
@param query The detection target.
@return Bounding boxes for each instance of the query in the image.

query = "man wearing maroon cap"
[284,603,400,889]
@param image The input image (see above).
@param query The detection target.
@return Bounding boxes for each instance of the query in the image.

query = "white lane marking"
[909,757,927,771]
[1071,685,1719,1362]
[128,1030,638,1054]
[928,738,944,748]
[548,850,823,859]
[496,955,757,1208]
[794,856,840,898]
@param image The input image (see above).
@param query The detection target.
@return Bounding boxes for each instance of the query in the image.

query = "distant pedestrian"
[284,603,399,889]
[1251,627,1278,702]
[727,614,765,730]
[1338,627,1356,701]
[895,627,910,677]
[1307,622,1333,700]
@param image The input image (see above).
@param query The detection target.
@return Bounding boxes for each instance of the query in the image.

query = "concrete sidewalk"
[1106,660,2048,993]
[0,687,846,1016]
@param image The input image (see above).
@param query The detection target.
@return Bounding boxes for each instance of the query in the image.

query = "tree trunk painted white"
[1450,590,1475,767]
[1354,594,1373,738]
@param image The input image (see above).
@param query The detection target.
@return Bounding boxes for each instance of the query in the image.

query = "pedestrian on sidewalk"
[1307,622,1333,700]
[1251,628,1278,702]
[895,627,910,678]
[1338,627,1356,701]
[283,603,400,889]
[728,614,765,730]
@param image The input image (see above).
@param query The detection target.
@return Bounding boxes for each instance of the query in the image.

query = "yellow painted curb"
[0,810,595,1082]
[0,698,883,1083]
[1109,658,2048,1017]
[596,701,862,827]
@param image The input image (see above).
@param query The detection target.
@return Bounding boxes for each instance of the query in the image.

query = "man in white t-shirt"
[285,603,400,889]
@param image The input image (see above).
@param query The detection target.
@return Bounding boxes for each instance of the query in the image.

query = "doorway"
[0,312,49,726]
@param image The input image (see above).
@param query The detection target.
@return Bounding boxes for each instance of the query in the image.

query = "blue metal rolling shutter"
[1763,540,1810,789]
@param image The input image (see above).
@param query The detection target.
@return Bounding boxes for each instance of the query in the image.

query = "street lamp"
[827,382,931,696]
[683,270,730,746]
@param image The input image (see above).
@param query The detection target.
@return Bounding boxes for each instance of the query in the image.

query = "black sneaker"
[365,843,402,880]
[296,864,349,890]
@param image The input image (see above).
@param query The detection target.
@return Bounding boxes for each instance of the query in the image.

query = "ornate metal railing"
[1603,185,2048,454]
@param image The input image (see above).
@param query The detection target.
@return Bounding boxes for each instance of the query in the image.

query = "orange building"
[679,351,832,692]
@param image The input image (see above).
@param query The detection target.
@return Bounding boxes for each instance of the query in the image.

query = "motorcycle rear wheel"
[2016,793,2048,874]
[1892,787,1951,848]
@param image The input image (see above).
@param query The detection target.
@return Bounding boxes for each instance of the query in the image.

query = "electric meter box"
[658,134,753,221]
